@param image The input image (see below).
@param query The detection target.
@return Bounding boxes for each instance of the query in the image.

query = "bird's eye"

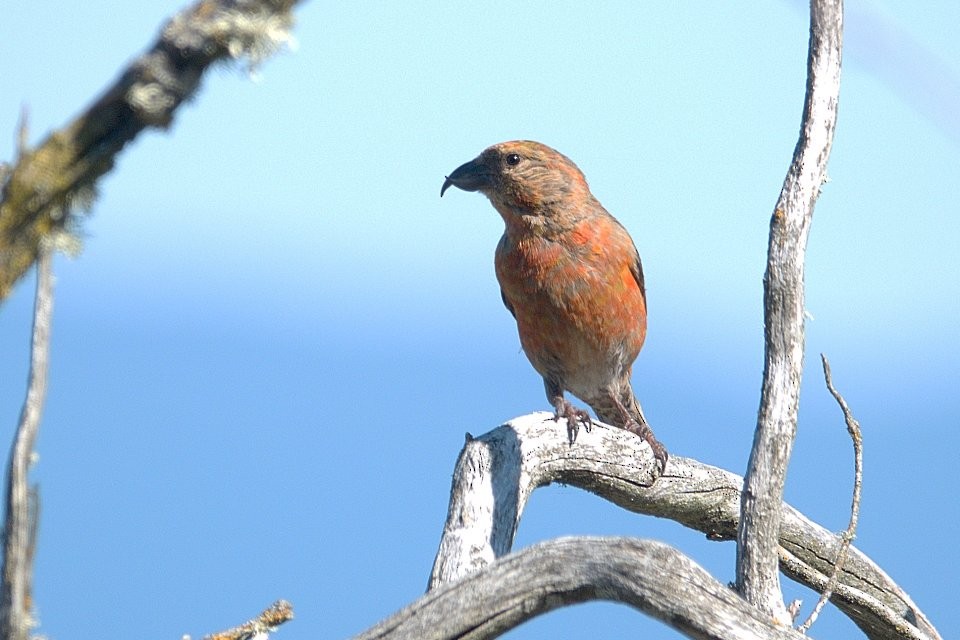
[505,153,521,166]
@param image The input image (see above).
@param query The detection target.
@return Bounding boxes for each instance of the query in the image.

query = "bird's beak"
[441,157,493,197]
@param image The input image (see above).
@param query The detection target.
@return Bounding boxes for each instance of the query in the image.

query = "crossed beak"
[441,157,494,197]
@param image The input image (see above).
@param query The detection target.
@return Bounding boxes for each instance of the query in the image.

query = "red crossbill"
[442,140,667,474]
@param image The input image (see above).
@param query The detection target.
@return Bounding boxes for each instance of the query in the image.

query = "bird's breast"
[494,227,646,388]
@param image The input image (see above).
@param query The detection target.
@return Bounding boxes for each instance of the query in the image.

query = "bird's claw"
[553,401,593,445]
[648,438,668,477]
[624,419,668,477]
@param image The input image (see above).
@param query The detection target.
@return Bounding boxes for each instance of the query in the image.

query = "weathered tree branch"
[0,0,302,302]
[198,599,294,640]
[737,0,843,622]
[0,3,304,635]
[0,249,53,640]
[366,537,804,640]
[797,355,863,633]
[429,414,940,640]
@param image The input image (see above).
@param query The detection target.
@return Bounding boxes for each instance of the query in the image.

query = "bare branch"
[367,537,804,640]
[429,414,940,640]
[797,354,864,633]
[779,549,927,640]
[200,600,294,640]
[0,248,54,640]
[737,0,843,622]
[0,0,303,302]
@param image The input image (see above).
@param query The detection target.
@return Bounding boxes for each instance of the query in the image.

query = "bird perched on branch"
[441,140,667,474]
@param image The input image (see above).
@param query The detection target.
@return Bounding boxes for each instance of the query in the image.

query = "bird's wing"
[630,248,647,306]
[609,214,646,306]
[500,288,517,318]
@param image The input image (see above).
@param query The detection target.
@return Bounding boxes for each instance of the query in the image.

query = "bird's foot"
[623,419,668,477]
[553,400,593,445]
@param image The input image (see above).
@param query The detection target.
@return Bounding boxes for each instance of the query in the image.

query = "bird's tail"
[588,383,648,430]
[589,382,668,471]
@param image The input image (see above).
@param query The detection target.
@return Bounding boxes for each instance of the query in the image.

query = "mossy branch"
[0,0,302,302]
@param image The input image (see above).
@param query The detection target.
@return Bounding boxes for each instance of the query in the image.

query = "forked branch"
[429,414,939,640]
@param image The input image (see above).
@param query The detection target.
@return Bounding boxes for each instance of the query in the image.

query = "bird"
[441,140,667,474]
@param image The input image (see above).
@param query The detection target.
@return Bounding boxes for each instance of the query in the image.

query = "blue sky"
[1,2,957,638]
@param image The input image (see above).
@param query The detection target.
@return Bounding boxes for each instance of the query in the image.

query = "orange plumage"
[442,140,667,473]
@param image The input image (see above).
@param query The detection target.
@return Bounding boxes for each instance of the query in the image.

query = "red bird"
[441,140,667,473]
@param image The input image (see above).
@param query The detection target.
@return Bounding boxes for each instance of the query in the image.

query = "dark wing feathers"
[500,288,516,318]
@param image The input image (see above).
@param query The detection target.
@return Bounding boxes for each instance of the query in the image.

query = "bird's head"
[441,141,591,218]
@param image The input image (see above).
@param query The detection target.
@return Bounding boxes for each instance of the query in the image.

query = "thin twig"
[779,548,928,640]
[797,354,863,633]
[202,600,294,640]
[0,247,54,640]
[15,107,29,159]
